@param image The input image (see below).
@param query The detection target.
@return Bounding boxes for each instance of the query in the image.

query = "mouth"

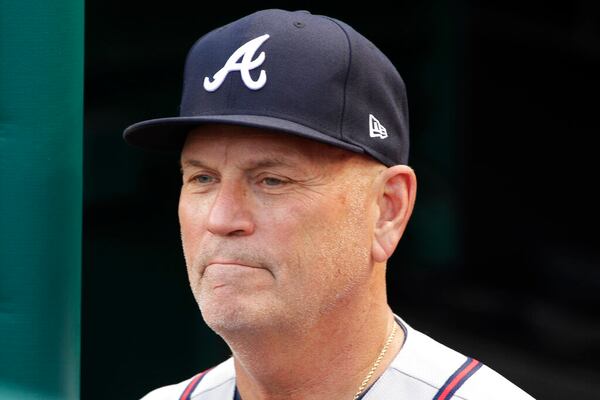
[207,260,260,268]
[198,254,275,279]
[202,260,264,276]
[201,260,273,288]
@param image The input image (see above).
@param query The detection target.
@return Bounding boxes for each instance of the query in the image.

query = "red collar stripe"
[433,357,482,400]
[179,369,211,400]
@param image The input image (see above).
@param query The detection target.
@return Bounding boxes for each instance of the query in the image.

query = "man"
[123,9,534,400]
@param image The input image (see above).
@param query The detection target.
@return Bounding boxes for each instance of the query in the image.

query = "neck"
[223,290,404,400]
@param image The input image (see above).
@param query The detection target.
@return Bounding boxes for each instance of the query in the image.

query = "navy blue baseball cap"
[123,9,410,166]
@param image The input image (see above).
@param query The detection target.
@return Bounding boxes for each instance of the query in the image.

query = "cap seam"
[323,17,352,143]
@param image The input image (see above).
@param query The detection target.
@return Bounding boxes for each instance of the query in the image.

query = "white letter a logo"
[203,34,270,92]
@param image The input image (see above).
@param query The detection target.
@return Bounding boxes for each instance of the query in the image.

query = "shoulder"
[140,358,236,400]
[457,363,534,400]
[369,316,534,400]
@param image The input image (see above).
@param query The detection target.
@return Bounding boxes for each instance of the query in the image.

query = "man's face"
[179,125,382,335]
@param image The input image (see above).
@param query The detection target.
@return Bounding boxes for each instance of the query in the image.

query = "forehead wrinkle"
[181,126,372,177]
[234,154,307,175]
[180,147,311,178]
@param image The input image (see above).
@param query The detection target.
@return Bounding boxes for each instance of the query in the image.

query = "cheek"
[266,198,346,267]
[178,193,208,264]
[302,192,372,265]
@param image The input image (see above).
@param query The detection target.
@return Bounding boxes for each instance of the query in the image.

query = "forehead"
[181,124,354,167]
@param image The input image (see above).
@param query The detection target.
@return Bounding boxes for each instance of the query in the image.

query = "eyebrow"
[180,158,209,170]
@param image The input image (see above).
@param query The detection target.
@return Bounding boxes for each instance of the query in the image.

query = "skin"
[179,124,417,400]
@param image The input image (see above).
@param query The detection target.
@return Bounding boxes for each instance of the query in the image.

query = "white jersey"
[141,315,535,400]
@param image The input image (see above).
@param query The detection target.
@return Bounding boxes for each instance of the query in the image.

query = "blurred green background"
[82,1,600,399]
[1,1,82,398]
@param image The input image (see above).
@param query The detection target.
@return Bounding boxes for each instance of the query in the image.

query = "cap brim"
[123,115,366,155]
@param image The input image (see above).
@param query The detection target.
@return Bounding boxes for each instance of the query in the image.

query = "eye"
[192,174,215,184]
[261,176,287,187]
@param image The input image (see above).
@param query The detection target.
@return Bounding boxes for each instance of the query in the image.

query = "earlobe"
[372,165,417,263]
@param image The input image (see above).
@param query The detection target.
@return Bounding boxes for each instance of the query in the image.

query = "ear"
[372,165,417,263]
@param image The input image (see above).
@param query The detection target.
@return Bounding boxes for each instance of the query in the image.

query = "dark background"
[83,1,600,399]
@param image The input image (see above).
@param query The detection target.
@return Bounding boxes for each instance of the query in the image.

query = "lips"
[207,260,260,268]
[202,260,263,277]
[196,251,274,278]
[202,261,272,290]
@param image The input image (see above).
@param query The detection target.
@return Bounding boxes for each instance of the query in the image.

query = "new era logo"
[369,114,388,139]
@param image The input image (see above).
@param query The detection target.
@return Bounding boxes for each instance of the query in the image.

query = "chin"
[198,293,282,335]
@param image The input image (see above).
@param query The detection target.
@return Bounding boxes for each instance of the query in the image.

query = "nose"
[206,180,255,237]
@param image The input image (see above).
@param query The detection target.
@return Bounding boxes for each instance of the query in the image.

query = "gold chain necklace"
[353,322,398,400]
